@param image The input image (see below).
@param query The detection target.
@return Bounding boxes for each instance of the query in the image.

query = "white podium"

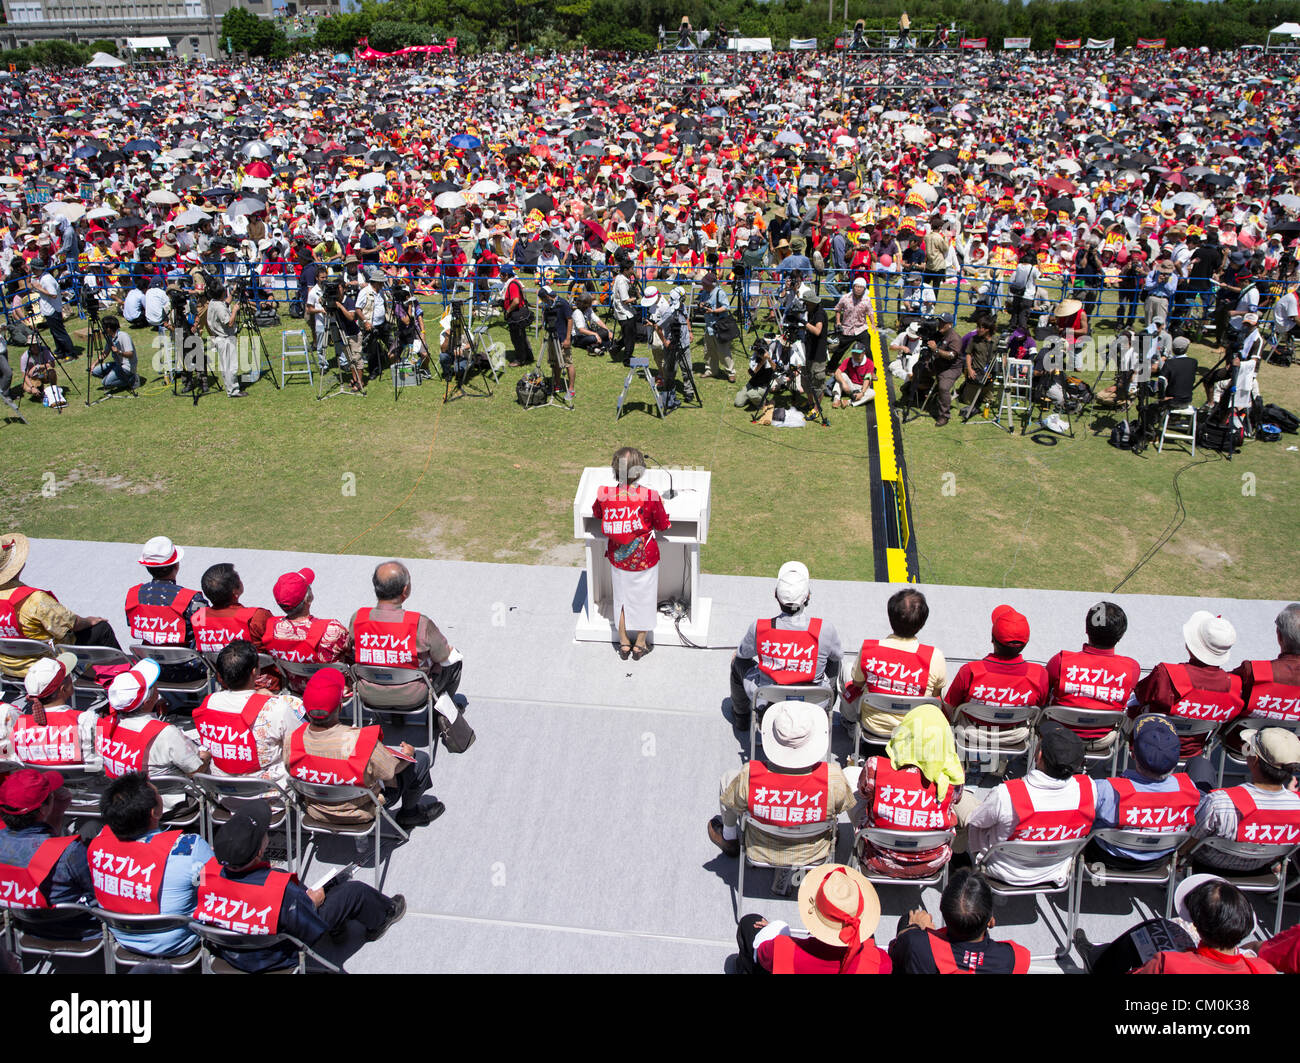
[572,466,712,645]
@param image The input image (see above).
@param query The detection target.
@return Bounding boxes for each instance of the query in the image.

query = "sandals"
[618,643,632,660]
[631,645,648,661]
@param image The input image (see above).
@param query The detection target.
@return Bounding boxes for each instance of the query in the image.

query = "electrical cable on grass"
[1111,454,1220,593]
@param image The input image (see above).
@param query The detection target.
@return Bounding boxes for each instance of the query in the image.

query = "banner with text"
[1003,37,1032,49]
[960,37,988,49]
[1055,38,1082,49]
[1136,38,1167,48]
[789,37,818,50]
[1086,37,1115,49]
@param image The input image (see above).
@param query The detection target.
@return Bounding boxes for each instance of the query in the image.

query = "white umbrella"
[984,151,1014,165]
[146,189,181,205]
[85,205,119,221]
[835,134,857,148]
[45,201,86,221]
[1274,193,1300,212]
[358,172,387,191]
[240,175,270,190]
[1056,158,1082,173]
[226,197,266,219]
[470,179,501,195]
[908,181,938,204]
[881,109,909,122]
[434,190,467,209]
[775,130,804,146]
[175,207,210,226]
[900,125,929,144]
[334,178,363,192]
[243,141,272,159]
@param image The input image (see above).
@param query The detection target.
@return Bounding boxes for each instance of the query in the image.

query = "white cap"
[797,282,816,301]
[107,658,161,712]
[775,561,810,607]
[639,287,660,308]
[24,651,78,700]
[139,536,183,567]
[852,276,867,289]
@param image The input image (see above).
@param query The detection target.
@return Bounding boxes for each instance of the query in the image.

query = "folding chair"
[1181,837,1300,936]
[1027,705,1128,777]
[749,683,835,763]
[951,701,1040,777]
[350,664,435,749]
[285,776,410,889]
[976,837,1092,960]
[193,920,342,975]
[280,328,314,387]
[56,643,136,710]
[189,773,293,864]
[20,762,109,829]
[851,827,955,891]
[93,908,204,972]
[847,692,943,763]
[129,643,213,706]
[6,903,106,973]
[735,811,838,919]
[1157,401,1197,455]
[1215,716,1300,787]
[1077,829,1190,919]
[0,638,54,698]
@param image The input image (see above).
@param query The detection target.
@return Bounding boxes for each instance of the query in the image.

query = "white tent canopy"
[126,36,172,50]
[86,51,126,68]
[1266,22,1300,52]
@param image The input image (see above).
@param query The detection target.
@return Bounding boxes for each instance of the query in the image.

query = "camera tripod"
[318,308,364,401]
[234,295,280,391]
[83,305,135,407]
[443,298,493,404]
[27,324,79,413]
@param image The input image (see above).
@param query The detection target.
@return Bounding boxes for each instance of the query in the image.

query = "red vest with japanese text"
[770,933,885,974]
[1224,786,1300,846]
[747,762,829,829]
[191,606,259,655]
[12,707,83,765]
[286,724,382,786]
[1156,947,1275,975]
[87,827,180,914]
[596,484,652,541]
[192,693,270,775]
[261,617,332,663]
[124,585,197,646]
[858,639,934,697]
[926,929,1031,974]
[869,760,955,832]
[94,718,169,779]
[1054,649,1140,712]
[1110,774,1200,833]
[1165,663,1244,724]
[756,618,822,685]
[0,836,76,909]
[1006,776,1096,842]
[964,659,1043,707]
[0,585,50,639]
[195,860,292,936]
[352,608,419,667]
[1243,661,1300,723]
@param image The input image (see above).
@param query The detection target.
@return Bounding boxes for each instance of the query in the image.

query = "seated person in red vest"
[89,771,214,957]
[1089,714,1201,870]
[852,703,975,879]
[0,652,94,768]
[1224,602,1300,756]
[735,863,890,974]
[943,604,1049,760]
[0,531,118,681]
[1258,915,1300,974]
[888,869,1031,974]
[261,567,350,695]
[0,768,98,939]
[285,668,443,829]
[842,587,947,742]
[1181,727,1300,875]
[1133,876,1277,974]
[192,640,303,782]
[1130,610,1243,766]
[728,561,842,731]
[96,658,209,819]
[1044,600,1141,753]
[192,563,273,686]
[123,535,210,684]
[196,799,404,973]
[967,721,1097,886]
[348,560,463,712]
[709,700,855,877]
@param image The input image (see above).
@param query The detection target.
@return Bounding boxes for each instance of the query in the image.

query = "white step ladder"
[281,329,313,388]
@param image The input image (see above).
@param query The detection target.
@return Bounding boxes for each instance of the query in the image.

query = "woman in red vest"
[591,447,670,661]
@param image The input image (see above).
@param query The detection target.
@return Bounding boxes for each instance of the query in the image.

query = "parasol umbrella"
[227,197,266,219]
[1046,196,1075,215]
[1269,220,1300,236]
[924,149,957,168]
[612,198,637,221]
[334,178,362,192]
[113,214,147,229]
[145,189,181,205]
[434,190,467,209]
[84,205,119,221]
[359,172,387,191]
[302,150,326,165]
[122,139,159,153]
[45,201,85,222]
[628,166,654,183]
[1043,176,1078,195]
[242,141,272,159]
[243,160,272,179]
[524,192,556,214]
[470,179,501,196]
[71,145,99,159]
[175,207,210,226]
[448,133,482,149]
[1273,193,1300,212]
[1201,173,1235,187]
[368,149,399,164]
[775,130,805,146]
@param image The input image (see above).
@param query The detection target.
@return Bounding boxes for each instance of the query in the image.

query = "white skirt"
[611,563,659,633]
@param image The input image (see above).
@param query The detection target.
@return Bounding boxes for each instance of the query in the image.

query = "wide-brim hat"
[760,700,829,769]
[1183,610,1236,667]
[797,864,881,946]
[1054,298,1083,317]
[0,532,29,584]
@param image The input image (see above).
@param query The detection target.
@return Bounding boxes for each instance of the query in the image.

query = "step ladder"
[281,329,313,388]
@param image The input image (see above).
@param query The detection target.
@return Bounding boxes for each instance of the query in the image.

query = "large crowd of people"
[0,45,1295,419]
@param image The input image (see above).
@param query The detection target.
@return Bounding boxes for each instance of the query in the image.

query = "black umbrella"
[924,150,958,168]
[1269,220,1300,235]
[303,150,326,165]
[628,166,653,183]
[173,174,202,189]
[524,192,555,214]
[200,186,237,199]
[1046,196,1075,215]
[113,214,146,229]
[612,198,637,221]
[677,130,701,145]
[1202,173,1235,187]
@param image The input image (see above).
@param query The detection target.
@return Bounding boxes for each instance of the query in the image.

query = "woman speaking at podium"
[592,446,671,661]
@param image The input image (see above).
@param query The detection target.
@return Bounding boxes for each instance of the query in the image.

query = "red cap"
[273,567,315,610]
[302,667,345,720]
[0,768,64,814]
[991,604,1030,646]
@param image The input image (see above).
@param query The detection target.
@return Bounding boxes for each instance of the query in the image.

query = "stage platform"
[23,538,1295,973]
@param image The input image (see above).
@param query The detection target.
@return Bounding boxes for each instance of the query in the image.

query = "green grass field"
[3,297,1296,600]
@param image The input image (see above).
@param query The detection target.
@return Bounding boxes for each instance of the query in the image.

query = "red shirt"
[944,655,1050,713]
[1133,947,1276,974]
[757,934,891,974]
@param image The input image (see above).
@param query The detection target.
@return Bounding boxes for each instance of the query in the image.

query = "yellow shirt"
[0,581,77,677]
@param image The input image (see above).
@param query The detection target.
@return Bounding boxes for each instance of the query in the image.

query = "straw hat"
[0,532,29,584]
[1054,297,1083,317]
[797,864,881,946]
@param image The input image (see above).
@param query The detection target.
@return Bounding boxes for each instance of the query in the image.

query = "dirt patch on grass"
[408,512,469,560]
[1170,538,1234,569]
[53,468,166,496]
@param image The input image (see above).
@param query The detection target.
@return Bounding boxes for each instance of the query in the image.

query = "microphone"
[641,453,676,499]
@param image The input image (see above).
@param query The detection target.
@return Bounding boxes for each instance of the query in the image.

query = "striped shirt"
[1191,783,1300,871]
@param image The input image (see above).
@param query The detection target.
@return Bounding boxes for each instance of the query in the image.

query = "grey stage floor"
[23,538,1298,973]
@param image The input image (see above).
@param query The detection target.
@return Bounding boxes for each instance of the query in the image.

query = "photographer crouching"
[734,302,806,411]
[907,313,962,426]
